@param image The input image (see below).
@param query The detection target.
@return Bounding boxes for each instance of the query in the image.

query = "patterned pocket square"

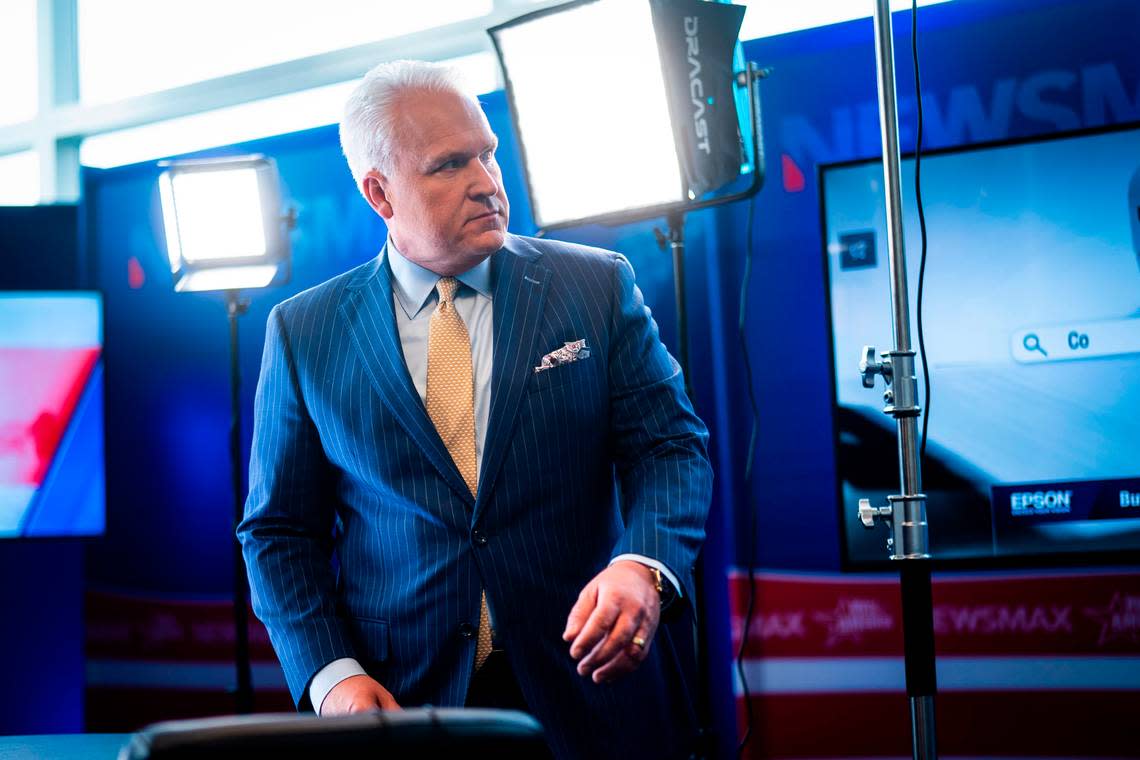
[534,339,591,373]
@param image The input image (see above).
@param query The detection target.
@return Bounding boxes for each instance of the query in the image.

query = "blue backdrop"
[0,206,86,734]
[5,0,1137,750]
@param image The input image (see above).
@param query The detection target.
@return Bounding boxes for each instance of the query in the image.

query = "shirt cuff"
[609,554,683,598]
[310,657,367,715]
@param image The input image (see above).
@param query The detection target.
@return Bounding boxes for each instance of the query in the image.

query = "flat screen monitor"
[821,124,1140,566]
[0,292,105,538]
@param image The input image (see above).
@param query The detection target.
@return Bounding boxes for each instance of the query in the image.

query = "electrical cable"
[735,192,760,757]
[913,0,931,461]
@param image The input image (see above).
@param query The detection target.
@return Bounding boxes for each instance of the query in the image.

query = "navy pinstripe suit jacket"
[239,234,712,758]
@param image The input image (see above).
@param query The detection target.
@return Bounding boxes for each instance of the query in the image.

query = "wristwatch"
[650,567,678,612]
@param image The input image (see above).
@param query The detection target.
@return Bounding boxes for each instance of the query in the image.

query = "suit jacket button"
[472,529,488,546]
[458,622,475,639]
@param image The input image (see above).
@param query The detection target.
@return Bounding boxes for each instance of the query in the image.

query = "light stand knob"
[859,345,892,389]
[858,497,892,528]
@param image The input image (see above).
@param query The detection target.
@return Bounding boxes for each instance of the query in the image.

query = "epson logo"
[684,16,711,155]
[1010,489,1073,516]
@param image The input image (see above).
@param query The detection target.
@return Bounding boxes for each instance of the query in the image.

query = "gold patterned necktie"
[425,276,493,671]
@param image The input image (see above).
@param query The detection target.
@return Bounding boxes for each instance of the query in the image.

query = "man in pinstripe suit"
[239,60,712,759]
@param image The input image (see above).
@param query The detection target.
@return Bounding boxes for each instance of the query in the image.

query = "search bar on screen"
[1011,318,1140,364]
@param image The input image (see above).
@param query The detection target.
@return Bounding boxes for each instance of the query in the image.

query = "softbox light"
[159,155,291,293]
[490,0,748,230]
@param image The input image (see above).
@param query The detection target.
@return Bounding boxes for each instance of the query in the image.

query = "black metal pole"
[667,211,693,401]
[901,562,938,758]
[227,291,254,714]
[660,211,713,756]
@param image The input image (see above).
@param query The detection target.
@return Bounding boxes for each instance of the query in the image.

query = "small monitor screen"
[821,125,1140,565]
[0,292,105,538]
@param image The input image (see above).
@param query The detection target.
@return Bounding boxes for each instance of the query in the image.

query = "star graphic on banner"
[813,597,895,647]
[1083,592,1140,647]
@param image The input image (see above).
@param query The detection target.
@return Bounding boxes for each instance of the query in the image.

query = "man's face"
[364,88,510,276]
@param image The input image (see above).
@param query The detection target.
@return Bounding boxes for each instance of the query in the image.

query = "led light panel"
[492,0,686,228]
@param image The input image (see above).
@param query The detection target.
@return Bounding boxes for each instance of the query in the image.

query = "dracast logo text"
[684,16,711,155]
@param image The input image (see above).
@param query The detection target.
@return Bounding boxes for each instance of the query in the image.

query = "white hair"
[339,59,475,194]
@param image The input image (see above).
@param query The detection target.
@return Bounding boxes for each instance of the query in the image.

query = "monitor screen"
[821,124,1140,565]
[0,292,105,538]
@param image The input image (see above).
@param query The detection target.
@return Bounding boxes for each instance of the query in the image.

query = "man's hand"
[563,560,660,684]
[319,674,401,716]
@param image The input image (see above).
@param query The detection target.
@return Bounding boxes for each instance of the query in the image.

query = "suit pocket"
[527,356,592,394]
[350,617,390,666]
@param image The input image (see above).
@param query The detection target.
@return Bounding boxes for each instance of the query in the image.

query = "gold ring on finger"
[632,636,646,649]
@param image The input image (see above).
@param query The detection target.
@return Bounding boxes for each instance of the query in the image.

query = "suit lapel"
[339,249,475,508]
[475,238,550,524]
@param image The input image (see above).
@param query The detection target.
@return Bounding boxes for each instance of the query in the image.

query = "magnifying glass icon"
[1023,333,1048,357]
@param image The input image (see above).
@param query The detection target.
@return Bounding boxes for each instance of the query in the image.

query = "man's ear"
[362,170,394,220]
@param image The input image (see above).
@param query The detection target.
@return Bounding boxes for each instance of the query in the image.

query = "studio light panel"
[492,0,686,228]
[158,156,289,293]
[162,168,267,264]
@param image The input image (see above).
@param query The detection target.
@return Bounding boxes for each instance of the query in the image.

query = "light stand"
[227,291,254,714]
[158,154,292,716]
[855,1,939,758]
[657,211,692,399]
[643,63,768,756]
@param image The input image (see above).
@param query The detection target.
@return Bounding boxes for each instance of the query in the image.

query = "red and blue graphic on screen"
[0,293,104,537]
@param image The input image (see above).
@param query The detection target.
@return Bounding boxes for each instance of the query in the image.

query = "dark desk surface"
[0,734,129,760]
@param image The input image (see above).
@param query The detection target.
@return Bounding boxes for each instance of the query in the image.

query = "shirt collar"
[386,236,493,319]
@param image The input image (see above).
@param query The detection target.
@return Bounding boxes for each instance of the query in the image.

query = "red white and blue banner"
[729,570,1140,758]
[85,590,291,730]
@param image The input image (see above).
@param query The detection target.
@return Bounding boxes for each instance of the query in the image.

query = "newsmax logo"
[781,62,1139,168]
